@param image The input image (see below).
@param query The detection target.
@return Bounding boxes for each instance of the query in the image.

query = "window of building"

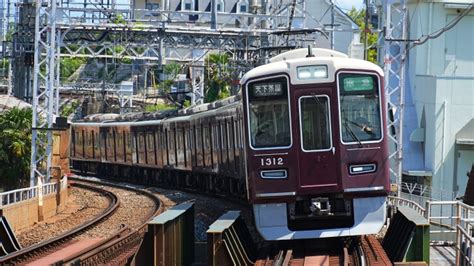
[145,3,160,10]
[237,1,248,13]
[217,0,224,12]
[182,0,194,11]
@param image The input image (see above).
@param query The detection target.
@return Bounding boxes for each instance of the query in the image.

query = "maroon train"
[70,48,390,240]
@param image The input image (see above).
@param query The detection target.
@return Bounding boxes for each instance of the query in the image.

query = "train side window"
[199,124,206,166]
[96,132,100,151]
[173,127,181,166]
[123,132,127,162]
[147,132,154,151]
[224,119,229,166]
[72,130,76,156]
[218,120,224,164]
[109,133,113,149]
[165,129,169,165]
[247,77,291,149]
[113,130,117,161]
[182,127,187,167]
[193,125,198,166]
[91,131,95,158]
[299,95,332,151]
[133,132,138,163]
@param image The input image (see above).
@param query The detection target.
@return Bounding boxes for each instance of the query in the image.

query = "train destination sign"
[342,76,374,92]
[252,82,284,97]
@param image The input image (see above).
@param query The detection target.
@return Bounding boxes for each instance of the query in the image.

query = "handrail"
[388,196,426,215]
[389,195,474,264]
[0,177,67,208]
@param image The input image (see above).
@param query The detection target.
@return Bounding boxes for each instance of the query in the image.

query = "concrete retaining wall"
[0,188,68,233]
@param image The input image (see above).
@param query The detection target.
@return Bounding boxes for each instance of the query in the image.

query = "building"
[129,0,362,58]
[400,1,473,198]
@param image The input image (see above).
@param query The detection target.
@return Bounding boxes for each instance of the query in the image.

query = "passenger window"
[339,74,382,143]
[247,77,291,149]
[299,96,332,151]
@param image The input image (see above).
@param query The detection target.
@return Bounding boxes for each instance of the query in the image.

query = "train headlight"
[297,65,328,80]
[260,169,287,179]
[349,164,376,175]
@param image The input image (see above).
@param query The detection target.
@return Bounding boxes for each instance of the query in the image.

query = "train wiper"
[343,120,362,147]
[345,119,374,135]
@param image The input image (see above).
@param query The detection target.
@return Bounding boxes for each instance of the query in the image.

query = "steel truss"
[30,0,315,183]
[381,0,408,196]
[30,0,61,186]
[59,28,262,61]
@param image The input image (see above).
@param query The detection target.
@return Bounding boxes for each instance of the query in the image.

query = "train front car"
[242,48,390,240]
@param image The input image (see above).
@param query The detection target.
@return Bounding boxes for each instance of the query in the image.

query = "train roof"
[74,95,241,124]
[241,48,384,85]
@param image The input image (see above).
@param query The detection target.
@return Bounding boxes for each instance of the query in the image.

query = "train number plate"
[260,157,284,166]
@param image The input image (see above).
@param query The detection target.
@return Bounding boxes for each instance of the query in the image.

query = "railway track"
[0,177,162,265]
[54,177,163,265]
[255,235,391,266]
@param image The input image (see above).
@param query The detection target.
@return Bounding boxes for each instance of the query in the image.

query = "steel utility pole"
[30,0,60,186]
[381,0,408,196]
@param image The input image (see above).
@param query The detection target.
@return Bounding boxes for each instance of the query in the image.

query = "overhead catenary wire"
[407,4,473,50]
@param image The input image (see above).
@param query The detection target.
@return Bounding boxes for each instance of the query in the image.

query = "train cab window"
[299,96,332,151]
[338,73,382,143]
[247,77,291,149]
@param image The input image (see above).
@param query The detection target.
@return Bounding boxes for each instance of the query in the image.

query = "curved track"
[0,178,162,265]
[0,182,119,265]
[51,176,163,265]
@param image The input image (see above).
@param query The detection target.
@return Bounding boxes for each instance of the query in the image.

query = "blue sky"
[334,0,364,11]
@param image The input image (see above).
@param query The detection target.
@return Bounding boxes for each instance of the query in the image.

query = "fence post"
[456,202,462,266]
[425,201,430,220]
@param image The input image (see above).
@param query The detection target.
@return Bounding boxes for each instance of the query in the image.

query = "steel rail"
[53,176,163,265]
[0,182,120,264]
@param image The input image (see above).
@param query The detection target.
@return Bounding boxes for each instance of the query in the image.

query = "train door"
[295,90,338,190]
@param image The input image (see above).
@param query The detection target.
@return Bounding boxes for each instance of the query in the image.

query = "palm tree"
[204,53,231,103]
[0,107,33,189]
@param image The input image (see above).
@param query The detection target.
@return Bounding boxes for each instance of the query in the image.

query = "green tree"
[60,57,87,79]
[159,62,182,94]
[0,107,33,189]
[144,102,175,112]
[204,53,231,103]
[348,7,378,63]
[60,100,81,117]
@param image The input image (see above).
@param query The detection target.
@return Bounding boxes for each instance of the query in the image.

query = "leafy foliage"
[159,62,182,94]
[144,103,175,112]
[347,7,378,63]
[0,107,33,189]
[60,57,87,79]
[204,53,231,103]
[60,100,81,117]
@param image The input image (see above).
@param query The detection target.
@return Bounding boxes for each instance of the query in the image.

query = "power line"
[408,4,473,50]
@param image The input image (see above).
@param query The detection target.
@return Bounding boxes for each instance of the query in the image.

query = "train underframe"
[71,160,247,198]
[72,160,386,241]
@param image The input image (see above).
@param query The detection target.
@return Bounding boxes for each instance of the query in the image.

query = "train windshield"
[338,73,382,143]
[247,77,291,149]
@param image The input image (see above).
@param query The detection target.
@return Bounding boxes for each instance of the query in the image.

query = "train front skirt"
[253,196,386,240]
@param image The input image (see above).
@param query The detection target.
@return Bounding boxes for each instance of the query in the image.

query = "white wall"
[407,1,474,195]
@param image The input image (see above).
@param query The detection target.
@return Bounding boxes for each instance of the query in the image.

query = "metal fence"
[0,176,68,207]
[390,196,474,265]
